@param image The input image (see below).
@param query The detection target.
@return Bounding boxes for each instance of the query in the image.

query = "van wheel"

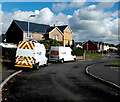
[74,58,76,62]
[61,59,64,63]
[35,63,39,70]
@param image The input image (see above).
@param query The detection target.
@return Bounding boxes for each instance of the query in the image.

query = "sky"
[0,0,119,44]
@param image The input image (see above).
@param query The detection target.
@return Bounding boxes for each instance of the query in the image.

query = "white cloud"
[33,8,54,24]
[52,0,86,12]
[1,8,69,33]
[0,4,3,35]
[95,0,119,2]
[95,2,115,10]
[68,6,118,44]
[1,3,119,44]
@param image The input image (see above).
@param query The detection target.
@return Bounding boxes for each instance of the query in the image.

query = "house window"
[26,33,33,38]
[53,35,59,40]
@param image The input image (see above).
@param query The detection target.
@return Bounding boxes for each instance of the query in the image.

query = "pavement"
[0,69,16,83]
[0,62,17,83]
[87,53,120,88]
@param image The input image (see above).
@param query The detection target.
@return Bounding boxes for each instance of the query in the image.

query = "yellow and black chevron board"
[15,56,35,68]
[15,42,36,68]
[18,41,35,49]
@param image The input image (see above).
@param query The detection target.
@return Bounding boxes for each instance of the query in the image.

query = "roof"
[45,25,68,33]
[75,42,83,46]
[45,27,55,33]
[83,40,98,45]
[13,20,50,33]
[57,25,68,33]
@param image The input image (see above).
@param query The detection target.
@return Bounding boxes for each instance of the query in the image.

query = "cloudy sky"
[0,0,119,44]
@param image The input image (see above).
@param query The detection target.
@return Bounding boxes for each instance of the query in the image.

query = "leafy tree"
[40,39,63,50]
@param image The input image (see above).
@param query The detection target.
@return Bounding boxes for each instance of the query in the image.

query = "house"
[6,20,73,46]
[98,43,109,52]
[45,25,73,46]
[83,40,110,53]
[83,40,99,53]
[6,20,50,44]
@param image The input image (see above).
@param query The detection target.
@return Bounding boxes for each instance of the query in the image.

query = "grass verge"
[0,63,7,70]
[85,53,105,59]
[107,62,120,67]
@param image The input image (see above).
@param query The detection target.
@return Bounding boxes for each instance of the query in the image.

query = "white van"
[49,46,76,63]
[15,40,48,69]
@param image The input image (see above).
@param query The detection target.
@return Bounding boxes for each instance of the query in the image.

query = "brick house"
[83,40,98,53]
[6,20,50,44]
[45,25,73,46]
[6,20,73,46]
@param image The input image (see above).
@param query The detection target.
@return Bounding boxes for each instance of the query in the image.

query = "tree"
[40,39,63,50]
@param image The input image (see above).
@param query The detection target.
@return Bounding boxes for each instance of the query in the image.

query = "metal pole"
[87,41,88,52]
[28,17,30,37]
[102,42,104,56]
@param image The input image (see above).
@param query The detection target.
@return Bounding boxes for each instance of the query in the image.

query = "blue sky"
[1,1,119,44]
[2,2,119,14]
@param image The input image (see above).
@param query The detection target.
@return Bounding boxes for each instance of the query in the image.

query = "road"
[2,53,120,102]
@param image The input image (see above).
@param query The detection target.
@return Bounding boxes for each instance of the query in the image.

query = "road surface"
[2,53,120,102]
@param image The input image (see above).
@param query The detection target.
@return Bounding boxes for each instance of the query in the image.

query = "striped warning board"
[18,42,35,49]
[15,56,35,67]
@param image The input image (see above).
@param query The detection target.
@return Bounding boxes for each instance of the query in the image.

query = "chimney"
[53,24,56,27]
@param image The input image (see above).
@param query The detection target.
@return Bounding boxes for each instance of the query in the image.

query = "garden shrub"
[72,47,84,56]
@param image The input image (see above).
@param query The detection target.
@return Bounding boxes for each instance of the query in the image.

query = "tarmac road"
[2,53,120,102]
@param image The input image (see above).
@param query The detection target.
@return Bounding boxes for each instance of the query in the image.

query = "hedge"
[72,47,84,56]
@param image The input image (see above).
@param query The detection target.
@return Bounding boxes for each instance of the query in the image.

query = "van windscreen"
[50,51,59,55]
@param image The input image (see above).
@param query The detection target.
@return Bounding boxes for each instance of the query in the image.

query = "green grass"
[3,59,14,63]
[0,63,7,70]
[108,62,120,67]
[85,53,105,59]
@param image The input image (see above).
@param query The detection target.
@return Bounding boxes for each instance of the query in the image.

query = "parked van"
[49,46,76,63]
[15,40,48,69]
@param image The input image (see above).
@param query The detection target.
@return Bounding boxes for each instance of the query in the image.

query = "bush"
[40,39,63,50]
[72,47,84,56]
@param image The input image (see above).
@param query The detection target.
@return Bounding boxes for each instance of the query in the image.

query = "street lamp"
[27,10,39,38]
[28,15,36,38]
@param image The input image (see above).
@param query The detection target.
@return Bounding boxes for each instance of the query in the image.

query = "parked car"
[15,40,48,69]
[49,46,76,63]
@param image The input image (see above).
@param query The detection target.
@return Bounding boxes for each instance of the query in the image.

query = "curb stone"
[0,70,22,102]
[86,64,120,89]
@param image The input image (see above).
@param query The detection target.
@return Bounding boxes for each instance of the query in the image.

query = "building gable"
[6,21,23,44]
[64,26,72,34]
[48,27,63,41]
[83,40,98,51]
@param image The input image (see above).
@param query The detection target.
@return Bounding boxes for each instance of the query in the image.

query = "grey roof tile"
[14,20,50,33]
